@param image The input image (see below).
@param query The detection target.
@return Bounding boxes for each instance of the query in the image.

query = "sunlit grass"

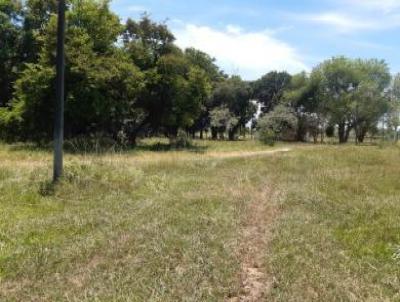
[0,139,276,301]
[0,141,399,301]
[266,145,400,301]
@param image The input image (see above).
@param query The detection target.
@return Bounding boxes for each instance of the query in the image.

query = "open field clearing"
[0,141,399,301]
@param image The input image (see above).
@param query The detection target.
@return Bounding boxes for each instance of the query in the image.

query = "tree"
[184,48,225,138]
[122,16,214,142]
[2,0,144,143]
[138,52,211,140]
[313,57,360,143]
[21,0,58,63]
[313,57,391,144]
[284,72,325,142]
[387,74,400,141]
[184,48,225,82]
[257,105,297,143]
[0,0,23,107]
[351,59,390,143]
[351,82,388,143]
[123,15,175,70]
[211,76,255,140]
[209,106,238,140]
[253,71,291,113]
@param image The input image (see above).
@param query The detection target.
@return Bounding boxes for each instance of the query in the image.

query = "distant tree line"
[0,0,399,146]
[256,59,400,144]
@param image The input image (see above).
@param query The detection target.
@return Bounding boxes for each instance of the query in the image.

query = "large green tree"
[123,15,175,70]
[253,71,291,113]
[21,0,58,63]
[351,59,391,143]
[0,0,23,107]
[284,72,324,142]
[312,57,390,143]
[312,57,360,143]
[140,52,211,139]
[211,76,255,140]
[388,74,400,141]
[2,0,144,142]
[185,48,225,138]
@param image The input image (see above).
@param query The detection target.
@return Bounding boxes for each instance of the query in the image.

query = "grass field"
[0,140,399,301]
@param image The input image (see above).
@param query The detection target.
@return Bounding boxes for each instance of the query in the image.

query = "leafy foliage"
[253,71,291,113]
[0,1,396,146]
[257,105,297,142]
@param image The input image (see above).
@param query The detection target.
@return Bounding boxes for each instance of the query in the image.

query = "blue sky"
[111,0,400,80]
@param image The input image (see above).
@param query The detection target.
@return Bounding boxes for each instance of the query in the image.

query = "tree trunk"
[128,133,137,147]
[228,130,235,141]
[200,129,203,140]
[211,128,218,140]
[338,123,346,143]
[228,125,240,141]
[356,127,367,144]
[344,126,351,143]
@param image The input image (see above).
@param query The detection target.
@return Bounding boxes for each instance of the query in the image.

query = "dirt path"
[228,185,280,302]
[223,148,289,301]
[208,148,291,159]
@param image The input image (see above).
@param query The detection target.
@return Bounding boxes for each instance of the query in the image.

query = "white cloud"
[303,12,377,31]
[174,24,307,80]
[347,0,400,13]
[299,11,400,32]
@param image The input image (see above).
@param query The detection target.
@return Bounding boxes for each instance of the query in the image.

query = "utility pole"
[53,0,66,182]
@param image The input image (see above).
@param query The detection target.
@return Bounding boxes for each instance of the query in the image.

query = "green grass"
[265,145,400,301]
[0,140,276,301]
[0,140,399,301]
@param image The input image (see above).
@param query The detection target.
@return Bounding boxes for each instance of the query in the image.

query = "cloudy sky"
[111,0,400,80]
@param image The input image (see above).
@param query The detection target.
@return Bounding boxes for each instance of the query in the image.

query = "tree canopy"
[0,1,396,145]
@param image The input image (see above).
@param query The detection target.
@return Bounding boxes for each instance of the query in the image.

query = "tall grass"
[0,140,276,301]
[1,142,399,301]
[265,145,400,301]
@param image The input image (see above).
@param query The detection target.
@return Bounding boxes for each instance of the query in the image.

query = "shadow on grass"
[38,180,57,197]
[4,140,209,155]
[7,143,53,153]
[135,142,208,153]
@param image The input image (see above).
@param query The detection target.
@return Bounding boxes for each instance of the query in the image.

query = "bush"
[258,128,275,146]
[256,105,297,145]
[171,129,192,149]
[0,106,24,142]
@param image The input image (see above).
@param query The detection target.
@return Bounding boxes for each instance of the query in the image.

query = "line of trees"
[256,59,400,144]
[1,0,399,146]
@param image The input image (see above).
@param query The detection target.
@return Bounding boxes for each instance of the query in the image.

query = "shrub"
[171,129,192,149]
[256,105,297,144]
[258,128,275,146]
